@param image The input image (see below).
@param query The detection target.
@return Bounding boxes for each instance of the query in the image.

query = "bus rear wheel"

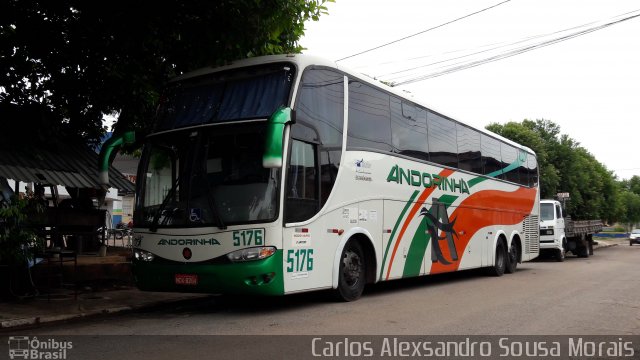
[335,241,366,302]
[506,242,519,274]
[488,240,506,277]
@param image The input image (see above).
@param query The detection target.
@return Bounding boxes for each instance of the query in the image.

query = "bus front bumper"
[132,250,284,296]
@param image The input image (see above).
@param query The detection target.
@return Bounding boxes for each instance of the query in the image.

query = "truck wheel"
[505,242,519,274]
[577,245,589,258]
[488,241,506,277]
[334,241,366,302]
[588,240,594,256]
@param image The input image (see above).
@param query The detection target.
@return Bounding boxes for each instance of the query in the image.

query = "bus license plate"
[175,274,198,286]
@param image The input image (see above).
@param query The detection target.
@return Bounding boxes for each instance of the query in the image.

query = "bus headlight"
[134,249,155,262]
[227,246,276,262]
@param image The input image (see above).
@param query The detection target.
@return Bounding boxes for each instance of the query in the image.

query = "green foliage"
[0,0,332,147]
[0,196,41,265]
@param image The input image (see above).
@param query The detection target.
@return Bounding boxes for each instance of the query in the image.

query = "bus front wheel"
[335,241,366,302]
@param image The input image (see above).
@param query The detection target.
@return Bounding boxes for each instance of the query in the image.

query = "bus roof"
[169,54,536,156]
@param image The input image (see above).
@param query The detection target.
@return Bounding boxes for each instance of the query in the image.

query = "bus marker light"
[295,228,309,233]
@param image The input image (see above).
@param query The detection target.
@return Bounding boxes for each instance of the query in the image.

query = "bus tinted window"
[157,64,294,130]
[293,68,344,210]
[428,112,458,168]
[501,143,519,184]
[457,124,482,174]
[390,97,429,161]
[294,69,344,147]
[347,81,392,152]
[482,134,502,178]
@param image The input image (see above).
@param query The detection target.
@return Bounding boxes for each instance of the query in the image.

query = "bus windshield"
[135,123,280,229]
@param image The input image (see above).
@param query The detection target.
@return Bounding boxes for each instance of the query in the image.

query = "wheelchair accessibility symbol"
[189,208,202,222]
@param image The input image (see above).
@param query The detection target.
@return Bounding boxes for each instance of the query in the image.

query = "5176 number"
[232,229,264,246]
[286,249,314,272]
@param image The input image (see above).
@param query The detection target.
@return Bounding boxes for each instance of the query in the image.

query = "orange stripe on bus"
[429,186,537,274]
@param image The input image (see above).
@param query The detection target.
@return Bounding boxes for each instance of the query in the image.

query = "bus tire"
[488,240,506,277]
[505,242,519,274]
[334,240,366,302]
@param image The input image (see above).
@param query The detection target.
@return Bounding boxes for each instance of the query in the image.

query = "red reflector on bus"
[295,228,309,233]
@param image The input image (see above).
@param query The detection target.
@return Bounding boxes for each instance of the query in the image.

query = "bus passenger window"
[457,124,482,174]
[482,134,502,178]
[390,98,428,161]
[428,111,458,168]
[347,81,392,152]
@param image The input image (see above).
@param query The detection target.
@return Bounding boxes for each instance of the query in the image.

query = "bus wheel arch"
[332,232,376,301]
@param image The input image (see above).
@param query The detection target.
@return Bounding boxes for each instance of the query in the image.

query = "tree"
[0,0,332,147]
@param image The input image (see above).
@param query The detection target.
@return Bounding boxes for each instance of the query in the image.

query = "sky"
[300,0,640,180]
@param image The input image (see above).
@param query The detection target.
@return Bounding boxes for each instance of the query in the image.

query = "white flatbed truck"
[539,199,603,261]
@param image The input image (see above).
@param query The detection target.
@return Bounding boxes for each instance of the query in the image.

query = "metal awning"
[0,145,135,193]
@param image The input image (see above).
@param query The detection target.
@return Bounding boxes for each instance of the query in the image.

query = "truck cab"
[539,199,566,261]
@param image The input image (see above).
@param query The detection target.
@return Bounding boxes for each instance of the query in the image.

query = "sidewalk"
[0,247,213,331]
[0,283,212,330]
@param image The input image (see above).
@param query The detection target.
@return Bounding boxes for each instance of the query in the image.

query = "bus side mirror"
[263,107,294,168]
[99,131,136,185]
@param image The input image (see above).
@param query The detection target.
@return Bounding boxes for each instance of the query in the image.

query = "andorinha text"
[387,165,470,194]
[157,238,221,246]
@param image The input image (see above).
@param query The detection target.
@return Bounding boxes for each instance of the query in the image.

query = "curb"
[0,296,211,330]
[594,241,620,250]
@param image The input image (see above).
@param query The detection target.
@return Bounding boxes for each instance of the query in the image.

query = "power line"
[374,17,603,79]
[389,9,640,86]
[335,0,512,62]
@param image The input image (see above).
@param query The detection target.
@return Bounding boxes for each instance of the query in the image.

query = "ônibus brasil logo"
[8,336,72,360]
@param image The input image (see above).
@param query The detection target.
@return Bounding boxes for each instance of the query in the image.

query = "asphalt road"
[12,240,640,336]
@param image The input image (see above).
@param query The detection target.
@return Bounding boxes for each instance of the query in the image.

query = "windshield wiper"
[205,188,226,230]
[149,176,180,232]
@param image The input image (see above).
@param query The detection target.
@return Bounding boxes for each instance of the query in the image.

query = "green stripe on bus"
[402,217,430,277]
[379,190,419,280]
[468,158,525,188]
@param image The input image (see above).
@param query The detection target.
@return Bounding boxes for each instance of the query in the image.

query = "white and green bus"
[127,55,540,301]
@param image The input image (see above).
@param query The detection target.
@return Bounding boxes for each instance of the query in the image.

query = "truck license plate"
[175,274,198,286]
